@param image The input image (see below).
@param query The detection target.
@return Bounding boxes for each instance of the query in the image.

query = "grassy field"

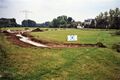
[30,29,120,48]
[0,28,120,80]
[0,27,36,30]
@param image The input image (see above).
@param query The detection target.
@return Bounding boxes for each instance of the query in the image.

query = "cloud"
[0,0,8,8]
[0,0,120,24]
[0,5,7,8]
[0,0,4,2]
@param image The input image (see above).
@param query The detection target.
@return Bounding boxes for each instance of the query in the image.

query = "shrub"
[32,28,43,32]
[44,29,49,31]
[112,43,120,52]
[115,31,120,35]
[96,42,106,48]
[24,27,29,30]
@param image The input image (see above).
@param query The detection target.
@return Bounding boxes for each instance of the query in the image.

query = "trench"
[16,34,48,48]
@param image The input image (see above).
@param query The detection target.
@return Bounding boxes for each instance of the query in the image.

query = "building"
[77,24,84,29]
[84,19,93,25]
[84,19,96,28]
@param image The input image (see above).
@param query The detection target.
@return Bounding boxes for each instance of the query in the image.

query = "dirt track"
[2,31,106,48]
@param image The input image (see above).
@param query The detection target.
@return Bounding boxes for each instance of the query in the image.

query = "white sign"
[67,35,77,41]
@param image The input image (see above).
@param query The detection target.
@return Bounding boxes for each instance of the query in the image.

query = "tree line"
[49,15,75,28]
[95,8,120,29]
[21,15,76,28]
[42,8,120,29]
[0,8,120,29]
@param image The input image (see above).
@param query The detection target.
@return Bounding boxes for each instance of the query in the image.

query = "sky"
[0,0,120,24]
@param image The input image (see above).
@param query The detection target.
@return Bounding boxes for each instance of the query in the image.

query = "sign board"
[67,35,77,41]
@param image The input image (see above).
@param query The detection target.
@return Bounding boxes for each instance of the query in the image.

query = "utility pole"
[21,10,31,20]
[21,10,31,26]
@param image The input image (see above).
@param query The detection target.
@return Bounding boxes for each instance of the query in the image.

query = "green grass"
[30,29,120,48]
[0,27,37,31]
[0,28,120,80]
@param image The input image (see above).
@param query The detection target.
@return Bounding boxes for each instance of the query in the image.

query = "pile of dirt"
[5,33,32,48]
[32,28,43,32]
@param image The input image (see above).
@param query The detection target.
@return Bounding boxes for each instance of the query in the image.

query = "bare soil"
[3,32,32,48]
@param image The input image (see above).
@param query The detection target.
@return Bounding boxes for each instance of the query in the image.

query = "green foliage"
[0,28,120,80]
[96,8,120,29]
[115,31,120,35]
[51,15,74,28]
[22,19,36,27]
[31,29,120,48]
[24,27,29,30]
[112,43,120,52]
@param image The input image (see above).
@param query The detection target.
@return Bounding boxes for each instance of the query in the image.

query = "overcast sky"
[0,0,120,24]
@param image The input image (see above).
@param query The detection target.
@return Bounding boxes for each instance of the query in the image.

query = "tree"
[95,8,120,29]
[50,15,74,28]
[90,20,95,28]
[0,18,18,27]
[22,19,36,27]
[67,17,73,23]
[102,11,109,29]
[113,8,120,29]
[52,18,59,28]
[109,9,115,28]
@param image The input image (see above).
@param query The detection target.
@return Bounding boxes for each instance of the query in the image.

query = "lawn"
[0,28,120,80]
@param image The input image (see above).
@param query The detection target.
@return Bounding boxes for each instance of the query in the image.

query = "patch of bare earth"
[4,32,32,48]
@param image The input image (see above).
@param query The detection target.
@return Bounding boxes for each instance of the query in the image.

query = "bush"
[115,31,120,35]
[112,43,120,52]
[32,28,43,32]
[24,27,29,30]
[44,29,49,31]
[96,42,106,48]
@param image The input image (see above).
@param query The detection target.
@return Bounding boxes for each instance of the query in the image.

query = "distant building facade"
[84,19,96,28]
[77,24,84,29]
[0,18,18,27]
[84,19,93,25]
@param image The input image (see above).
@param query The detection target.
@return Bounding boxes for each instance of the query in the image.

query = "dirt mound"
[32,28,43,32]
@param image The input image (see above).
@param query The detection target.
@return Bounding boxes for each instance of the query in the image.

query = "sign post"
[67,35,77,41]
